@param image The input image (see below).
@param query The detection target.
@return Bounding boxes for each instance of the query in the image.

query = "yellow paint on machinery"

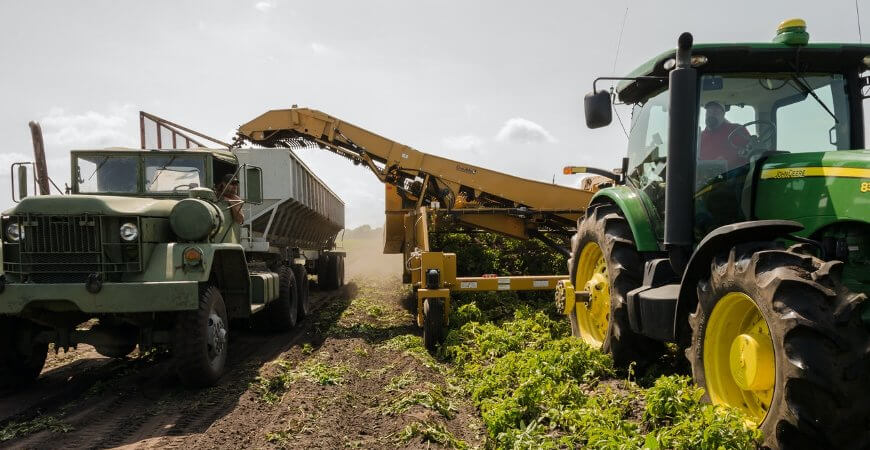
[237,106,595,331]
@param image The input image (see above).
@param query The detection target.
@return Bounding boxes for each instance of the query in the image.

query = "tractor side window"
[626,88,670,226]
[775,77,848,151]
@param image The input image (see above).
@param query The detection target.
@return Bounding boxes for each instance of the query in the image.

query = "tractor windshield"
[696,73,850,185]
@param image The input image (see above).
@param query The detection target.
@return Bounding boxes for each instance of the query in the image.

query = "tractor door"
[624,88,670,240]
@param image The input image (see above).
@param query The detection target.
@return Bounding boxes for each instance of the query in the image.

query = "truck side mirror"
[245,166,263,204]
[17,164,28,201]
[584,90,613,129]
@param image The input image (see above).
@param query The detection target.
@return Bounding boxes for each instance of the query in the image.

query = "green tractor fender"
[671,220,803,342]
[590,186,660,252]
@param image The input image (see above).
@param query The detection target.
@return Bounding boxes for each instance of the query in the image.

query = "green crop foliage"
[397,421,468,449]
[0,415,73,441]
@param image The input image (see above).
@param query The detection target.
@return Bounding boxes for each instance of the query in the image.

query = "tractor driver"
[699,101,751,170]
[216,173,245,224]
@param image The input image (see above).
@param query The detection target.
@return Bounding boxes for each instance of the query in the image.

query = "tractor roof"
[617,42,870,104]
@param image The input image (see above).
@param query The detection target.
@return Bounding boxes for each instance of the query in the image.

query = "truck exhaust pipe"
[664,32,698,273]
[29,121,50,196]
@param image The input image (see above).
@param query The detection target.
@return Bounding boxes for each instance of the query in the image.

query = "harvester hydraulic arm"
[235,107,592,241]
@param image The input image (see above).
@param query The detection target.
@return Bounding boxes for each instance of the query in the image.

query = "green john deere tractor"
[558,19,870,448]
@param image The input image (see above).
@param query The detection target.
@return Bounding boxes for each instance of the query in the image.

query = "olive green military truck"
[0,144,345,387]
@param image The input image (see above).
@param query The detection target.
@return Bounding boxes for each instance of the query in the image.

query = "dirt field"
[0,238,483,449]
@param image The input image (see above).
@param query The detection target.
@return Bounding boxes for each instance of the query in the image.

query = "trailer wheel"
[688,244,870,449]
[325,254,341,290]
[567,203,662,367]
[262,265,299,330]
[338,256,345,287]
[317,254,330,290]
[0,317,48,387]
[293,264,311,319]
[422,297,445,352]
[173,285,229,387]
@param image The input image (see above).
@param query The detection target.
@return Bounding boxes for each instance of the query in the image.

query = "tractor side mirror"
[245,166,263,204]
[584,90,612,129]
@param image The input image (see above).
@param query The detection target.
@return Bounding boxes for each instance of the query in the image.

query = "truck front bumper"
[0,281,199,314]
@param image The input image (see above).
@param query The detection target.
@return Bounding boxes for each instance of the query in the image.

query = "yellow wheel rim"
[573,242,610,347]
[703,292,775,425]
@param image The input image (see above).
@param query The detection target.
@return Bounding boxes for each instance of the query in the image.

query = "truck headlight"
[120,222,139,241]
[5,223,22,242]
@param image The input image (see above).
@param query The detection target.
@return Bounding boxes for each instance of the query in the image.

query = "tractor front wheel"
[567,203,662,367]
[688,244,870,449]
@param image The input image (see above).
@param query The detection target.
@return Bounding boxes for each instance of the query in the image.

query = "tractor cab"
[590,19,870,242]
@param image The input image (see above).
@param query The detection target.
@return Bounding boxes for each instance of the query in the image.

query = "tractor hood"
[755,150,870,234]
[2,195,180,217]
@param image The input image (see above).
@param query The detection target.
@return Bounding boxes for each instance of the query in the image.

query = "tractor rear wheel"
[422,298,445,352]
[173,285,229,387]
[688,243,870,449]
[0,317,48,387]
[567,203,663,367]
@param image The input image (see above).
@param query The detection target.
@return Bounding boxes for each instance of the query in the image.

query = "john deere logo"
[771,169,806,179]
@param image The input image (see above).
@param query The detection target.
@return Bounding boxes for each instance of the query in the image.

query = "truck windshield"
[76,155,139,193]
[696,73,850,184]
[145,156,206,193]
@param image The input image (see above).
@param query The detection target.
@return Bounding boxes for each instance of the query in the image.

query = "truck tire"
[262,265,299,331]
[422,297,445,352]
[317,254,330,290]
[173,285,229,387]
[0,317,48,387]
[687,243,870,449]
[324,254,341,290]
[293,264,311,319]
[567,203,662,367]
[338,255,345,287]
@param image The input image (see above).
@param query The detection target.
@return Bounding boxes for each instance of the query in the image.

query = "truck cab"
[0,146,327,388]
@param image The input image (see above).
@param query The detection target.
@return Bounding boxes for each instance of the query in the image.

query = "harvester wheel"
[567,202,662,367]
[173,285,229,387]
[293,264,312,319]
[262,265,299,331]
[422,298,445,352]
[688,243,870,449]
[0,317,48,387]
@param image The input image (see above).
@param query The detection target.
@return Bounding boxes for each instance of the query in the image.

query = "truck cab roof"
[70,147,238,165]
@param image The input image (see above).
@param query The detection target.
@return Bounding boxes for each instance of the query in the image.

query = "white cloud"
[40,105,138,149]
[441,134,483,153]
[309,42,332,55]
[254,1,275,12]
[495,117,556,144]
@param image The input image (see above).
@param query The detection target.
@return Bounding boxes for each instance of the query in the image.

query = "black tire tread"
[173,285,228,387]
[687,244,870,449]
[566,203,663,367]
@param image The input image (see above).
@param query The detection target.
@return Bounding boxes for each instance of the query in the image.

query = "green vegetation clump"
[0,416,73,441]
[431,230,761,448]
[397,421,468,449]
[255,359,348,404]
[441,309,761,448]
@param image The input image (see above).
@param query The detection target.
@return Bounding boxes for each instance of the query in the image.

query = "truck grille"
[3,214,142,282]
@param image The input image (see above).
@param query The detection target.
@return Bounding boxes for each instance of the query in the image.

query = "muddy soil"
[0,238,483,449]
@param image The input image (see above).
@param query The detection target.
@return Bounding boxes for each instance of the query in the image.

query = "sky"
[0,0,867,228]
